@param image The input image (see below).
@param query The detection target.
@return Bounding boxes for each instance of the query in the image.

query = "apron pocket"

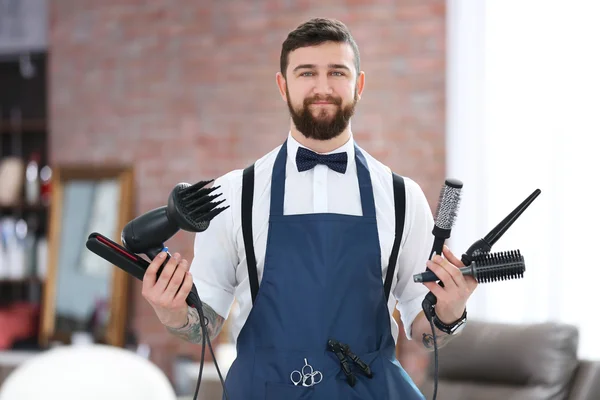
[254,347,335,399]
[265,381,315,400]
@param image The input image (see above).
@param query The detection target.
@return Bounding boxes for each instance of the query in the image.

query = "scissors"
[290,358,323,387]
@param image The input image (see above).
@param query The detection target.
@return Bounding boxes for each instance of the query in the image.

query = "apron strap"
[383,172,406,300]
[242,163,260,304]
[354,145,376,218]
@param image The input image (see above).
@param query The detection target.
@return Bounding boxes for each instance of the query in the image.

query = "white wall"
[447,0,600,358]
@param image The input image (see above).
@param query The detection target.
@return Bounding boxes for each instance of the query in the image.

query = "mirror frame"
[39,164,135,348]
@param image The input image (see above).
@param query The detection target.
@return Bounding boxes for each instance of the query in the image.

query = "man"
[142,18,478,399]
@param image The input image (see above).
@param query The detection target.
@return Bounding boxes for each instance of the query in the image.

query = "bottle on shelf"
[25,152,40,205]
[0,107,25,207]
[40,165,52,206]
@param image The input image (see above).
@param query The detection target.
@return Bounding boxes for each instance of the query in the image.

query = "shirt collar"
[286,131,356,171]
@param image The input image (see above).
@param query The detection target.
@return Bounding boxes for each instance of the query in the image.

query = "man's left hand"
[422,245,478,324]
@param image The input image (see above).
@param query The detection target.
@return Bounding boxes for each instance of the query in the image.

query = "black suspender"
[241,165,406,305]
[383,172,406,300]
[241,164,260,304]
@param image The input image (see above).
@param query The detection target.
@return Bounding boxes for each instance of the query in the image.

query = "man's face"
[279,41,364,141]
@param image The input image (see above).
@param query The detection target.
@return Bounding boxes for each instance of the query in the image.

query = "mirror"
[39,165,134,348]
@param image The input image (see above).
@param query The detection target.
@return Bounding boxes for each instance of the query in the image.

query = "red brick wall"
[48,1,444,382]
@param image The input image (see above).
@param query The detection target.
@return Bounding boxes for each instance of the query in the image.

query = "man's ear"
[355,71,365,101]
[276,72,288,102]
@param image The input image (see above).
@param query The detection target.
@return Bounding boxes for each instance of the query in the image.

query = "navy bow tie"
[296,146,348,174]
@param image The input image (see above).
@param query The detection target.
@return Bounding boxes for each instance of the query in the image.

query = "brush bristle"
[474,250,525,283]
[434,180,463,230]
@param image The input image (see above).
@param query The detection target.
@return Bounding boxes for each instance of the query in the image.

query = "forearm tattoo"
[166,304,225,344]
[422,333,435,349]
[422,330,454,350]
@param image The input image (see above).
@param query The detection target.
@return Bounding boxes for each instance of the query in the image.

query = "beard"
[286,88,357,141]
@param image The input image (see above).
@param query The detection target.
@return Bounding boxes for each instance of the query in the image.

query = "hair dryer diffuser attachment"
[122,179,229,261]
[168,179,228,232]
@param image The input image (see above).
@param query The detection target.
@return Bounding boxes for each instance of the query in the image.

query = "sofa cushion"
[419,379,565,400]
[421,320,580,400]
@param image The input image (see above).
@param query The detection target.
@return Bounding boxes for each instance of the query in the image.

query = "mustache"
[304,95,343,106]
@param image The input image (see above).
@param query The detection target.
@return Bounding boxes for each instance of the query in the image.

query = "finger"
[174,271,194,304]
[181,258,192,272]
[423,281,445,298]
[435,254,468,289]
[142,250,168,292]
[154,253,181,292]
[427,259,457,289]
[443,245,465,268]
[163,259,188,301]
[178,260,192,291]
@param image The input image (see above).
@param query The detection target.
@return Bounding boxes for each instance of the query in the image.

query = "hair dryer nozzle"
[168,179,230,232]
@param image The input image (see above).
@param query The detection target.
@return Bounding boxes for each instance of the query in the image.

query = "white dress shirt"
[189,132,434,344]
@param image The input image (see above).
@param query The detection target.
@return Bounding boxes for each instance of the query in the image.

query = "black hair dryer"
[121,180,228,262]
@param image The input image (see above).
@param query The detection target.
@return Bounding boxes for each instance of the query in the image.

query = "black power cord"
[187,286,230,400]
[422,297,439,400]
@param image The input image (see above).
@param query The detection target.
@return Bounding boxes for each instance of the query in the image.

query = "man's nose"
[313,74,333,95]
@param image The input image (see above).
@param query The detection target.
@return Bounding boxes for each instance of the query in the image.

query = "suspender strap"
[242,164,260,304]
[383,172,406,300]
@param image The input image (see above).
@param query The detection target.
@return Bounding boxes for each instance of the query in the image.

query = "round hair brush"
[414,249,526,283]
[471,250,525,283]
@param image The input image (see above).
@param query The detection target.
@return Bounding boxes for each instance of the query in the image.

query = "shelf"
[0,119,46,134]
[0,277,43,284]
[0,203,48,213]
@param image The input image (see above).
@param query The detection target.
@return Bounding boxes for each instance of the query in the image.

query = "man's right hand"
[141,250,194,329]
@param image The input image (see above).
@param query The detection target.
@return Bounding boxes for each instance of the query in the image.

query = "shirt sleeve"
[393,177,435,340]
[188,172,240,320]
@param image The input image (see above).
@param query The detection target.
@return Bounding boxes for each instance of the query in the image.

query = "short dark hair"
[280,18,361,78]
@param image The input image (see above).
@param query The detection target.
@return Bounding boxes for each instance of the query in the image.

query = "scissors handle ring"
[291,358,323,387]
[301,364,315,376]
[312,371,323,385]
[290,370,302,386]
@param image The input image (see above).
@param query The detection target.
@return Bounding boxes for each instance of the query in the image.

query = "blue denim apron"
[224,142,425,400]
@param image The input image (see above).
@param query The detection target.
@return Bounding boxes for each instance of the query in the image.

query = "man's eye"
[300,72,314,77]
[331,71,345,76]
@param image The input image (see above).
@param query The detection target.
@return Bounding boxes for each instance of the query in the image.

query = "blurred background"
[0,0,599,399]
